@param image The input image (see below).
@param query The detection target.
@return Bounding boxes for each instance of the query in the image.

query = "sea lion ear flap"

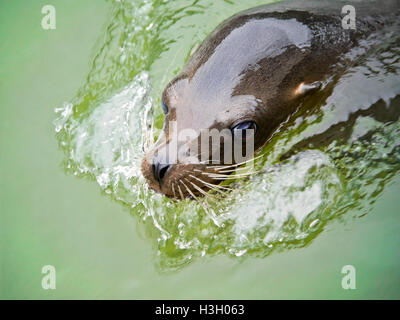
[294,81,322,96]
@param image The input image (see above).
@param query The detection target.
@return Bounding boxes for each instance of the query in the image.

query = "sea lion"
[141,0,400,199]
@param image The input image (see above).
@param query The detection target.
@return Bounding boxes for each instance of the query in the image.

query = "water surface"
[2,0,400,299]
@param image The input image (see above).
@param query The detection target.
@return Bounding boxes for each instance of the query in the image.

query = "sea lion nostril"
[158,164,171,181]
[152,162,171,183]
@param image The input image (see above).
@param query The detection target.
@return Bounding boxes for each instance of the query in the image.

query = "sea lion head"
[141,11,324,199]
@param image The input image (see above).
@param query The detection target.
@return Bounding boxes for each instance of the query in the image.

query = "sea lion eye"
[161,100,168,114]
[231,121,257,139]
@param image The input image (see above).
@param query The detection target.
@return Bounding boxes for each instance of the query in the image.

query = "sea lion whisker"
[192,167,257,182]
[187,181,226,215]
[180,180,208,208]
[184,178,216,200]
[200,170,244,177]
[206,153,265,170]
[183,170,231,193]
[201,171,259,179]
[201,183,229,195]
[187,174,232,193]
[171,182,177,199]
[181,181,221,227]
[177,184,185,201]
[185,177,222,200]
[202,174,258,181]
[207,177,251,181]
[181,181,212,216]
[180,180,198,200]
[217,166,259,173]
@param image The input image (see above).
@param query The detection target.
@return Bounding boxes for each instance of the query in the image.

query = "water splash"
[54,0,400,271]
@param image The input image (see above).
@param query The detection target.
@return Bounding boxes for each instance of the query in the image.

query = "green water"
[1,0,400,299]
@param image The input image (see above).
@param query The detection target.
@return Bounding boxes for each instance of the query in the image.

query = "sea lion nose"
[152,159,171,183]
